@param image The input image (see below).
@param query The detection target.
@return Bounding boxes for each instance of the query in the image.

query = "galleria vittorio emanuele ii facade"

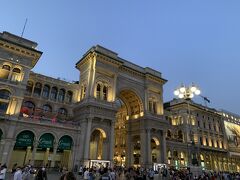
[0,31,239,172]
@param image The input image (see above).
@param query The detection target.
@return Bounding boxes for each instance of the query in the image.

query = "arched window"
[95,82,108,101]
[23,101,35,110]
[15,130,34,149]
[58,135,73,151]
[11,68,21,82]
[96,84,101,99]
[148,98,157,114]
[103,86,108,100]
[12,68,21,73]
[43,104,52,112]
[0,64,11,79]
[66,91,73,103]
[58,89,65,102]
[0,89,11,113]
[42,85,50,98]
[26,81,33,95]
[0,89,11,100]
[178,130,183,141]
[2,65,10,71]
[58,108,68,116]
[38,133,54,151]
[33,82,42,97]
[21,101,35,116]
[50,87,58,101]
[81,85,86,100]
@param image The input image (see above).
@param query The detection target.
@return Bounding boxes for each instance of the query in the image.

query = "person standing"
[83,168,89,180]
[0,164,7,180]
[13,167,22,180]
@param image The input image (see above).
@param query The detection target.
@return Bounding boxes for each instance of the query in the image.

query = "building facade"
[164,99,240,172]
[0,31,239,172]
[0,32,168,170]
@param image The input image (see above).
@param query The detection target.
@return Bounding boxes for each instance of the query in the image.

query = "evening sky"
[1,0,239,114]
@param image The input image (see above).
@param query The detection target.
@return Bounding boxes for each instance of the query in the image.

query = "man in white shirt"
[13,167,22,180]
[0,164,7,180]
[83,168,89,180]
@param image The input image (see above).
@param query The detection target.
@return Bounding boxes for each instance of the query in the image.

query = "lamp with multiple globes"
[174,83,201,100]
[173,83,201,167]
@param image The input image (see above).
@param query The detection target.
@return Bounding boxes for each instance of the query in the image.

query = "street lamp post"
[174,83,201,167]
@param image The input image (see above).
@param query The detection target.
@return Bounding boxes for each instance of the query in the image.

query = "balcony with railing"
[0,108,79,129]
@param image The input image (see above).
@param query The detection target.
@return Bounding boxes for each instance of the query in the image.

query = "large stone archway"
[74,45,168,167]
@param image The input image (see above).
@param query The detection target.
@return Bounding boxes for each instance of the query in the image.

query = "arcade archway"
[90,128,107,160]
[114,89,144,166]
[10,130,35,167]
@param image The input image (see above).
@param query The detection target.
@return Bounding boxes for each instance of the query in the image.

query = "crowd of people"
[1,162,240,180]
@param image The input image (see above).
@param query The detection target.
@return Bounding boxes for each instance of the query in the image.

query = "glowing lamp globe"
[195,89,201,95]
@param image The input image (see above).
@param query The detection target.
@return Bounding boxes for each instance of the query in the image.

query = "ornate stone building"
[164,99,240,172]
[0,31,167,170]
[0,31,239,172]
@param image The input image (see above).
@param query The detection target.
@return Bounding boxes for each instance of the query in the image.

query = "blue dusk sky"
[1,1,240,114]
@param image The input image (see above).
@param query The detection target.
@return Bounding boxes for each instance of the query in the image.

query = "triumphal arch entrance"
[73,45,168,168]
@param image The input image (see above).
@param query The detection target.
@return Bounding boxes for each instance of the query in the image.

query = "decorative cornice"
[0,39,42,67]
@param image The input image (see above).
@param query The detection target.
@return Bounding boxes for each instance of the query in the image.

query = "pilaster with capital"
[83,118,92,165]
[160,130,167,164]
[50,143,58,168]
[140,129,147,167]
[109,120,115,165]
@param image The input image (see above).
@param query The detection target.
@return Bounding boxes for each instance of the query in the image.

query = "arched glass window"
[33,82,42,97]
[96,84,101,99]
[0,89,11,113]
[38,133,54,151]
[0,89,11,100]
[26,81,33,95]
[42,85,50,98]
[23,101,35,110]
[21,101,35,116]
[2,65,10,71]
[50,87,58,101]
[11,68,21,82]
[58,89,65,102]
[43,104,52,112]
[0,64,11,79]
[103,86,108,100]
[58,135,73,151]
[14,130,34,149]
[12,68,21,73]
[58,108,68,115]
[66,91,73,103]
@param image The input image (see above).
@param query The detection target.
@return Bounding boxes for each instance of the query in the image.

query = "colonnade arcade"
[5,130,74,169]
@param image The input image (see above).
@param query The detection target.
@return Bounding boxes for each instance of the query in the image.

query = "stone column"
[161,130,167,164]
[109,120,115,166]
[44,148,50,166]
[140,129,147,167]
[126,131,132,167]
[83,118,92,167]
[31,141,38,166]
[1,139,15,166]
[51,144,58,168]
[0,139,5,163]
[146,129,152,167]
[24,146,32,165]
